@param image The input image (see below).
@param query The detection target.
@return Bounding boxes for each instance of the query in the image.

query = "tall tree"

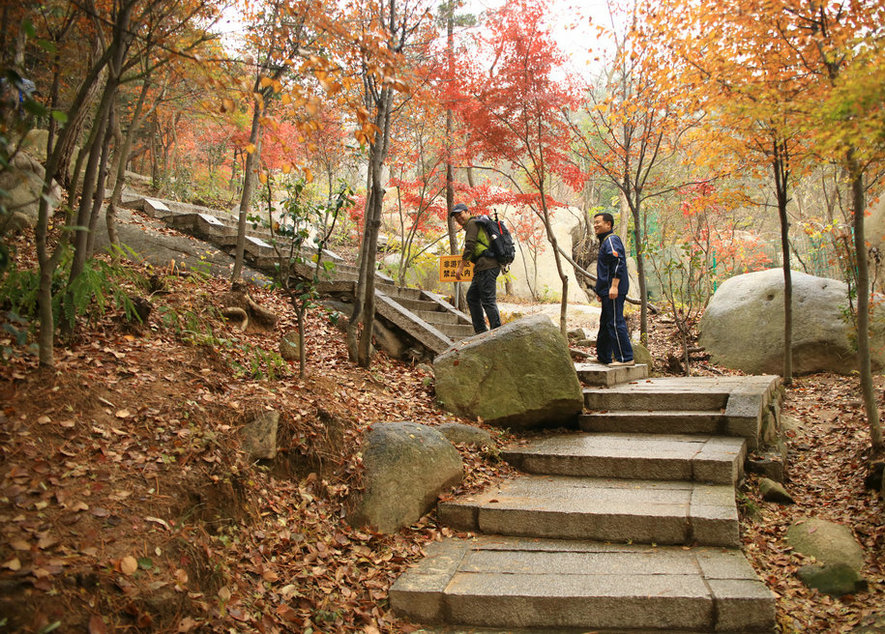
[456,0,581,335]
[647,0,884,450]
[342,0,433,366]
[566,3,698,344]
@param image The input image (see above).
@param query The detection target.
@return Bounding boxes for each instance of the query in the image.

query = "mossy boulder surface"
[433,315,583,431]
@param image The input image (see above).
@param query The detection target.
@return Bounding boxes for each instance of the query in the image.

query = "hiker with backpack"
[593,212,634,366]
[451,202,515,334]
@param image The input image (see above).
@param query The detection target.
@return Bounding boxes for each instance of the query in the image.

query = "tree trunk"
[848,151,882,452]
[85,106,115,259]
[349,87,393,366]
[56,50,106,188]
[773,145,793,385]
[231,99,264,282]
[107,76,150,249]
[538,181,568,337]
[629,198,648,345]
[68,77,116,285]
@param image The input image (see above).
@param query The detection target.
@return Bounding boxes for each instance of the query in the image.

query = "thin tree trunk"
[848,151,882,452]
[85,106,115,259]
[773,144,793,385]
[69,80,116,285]
[231,100,264,282]
[107,76,150,248]
[629,199,648,345]
[349,88,393,366]
[538,185,568,337]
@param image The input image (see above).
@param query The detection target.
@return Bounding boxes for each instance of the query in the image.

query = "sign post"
[439,255,473,283]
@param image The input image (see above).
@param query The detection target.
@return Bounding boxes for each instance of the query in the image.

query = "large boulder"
[349,422,463,533]
[433,314,583,431]
[699,269,885,374]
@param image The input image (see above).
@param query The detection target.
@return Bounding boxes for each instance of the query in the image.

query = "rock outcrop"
[433,314,583,431]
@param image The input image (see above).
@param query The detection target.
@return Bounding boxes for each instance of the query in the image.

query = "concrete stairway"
[390,364,779,632]
[125,196,475,356]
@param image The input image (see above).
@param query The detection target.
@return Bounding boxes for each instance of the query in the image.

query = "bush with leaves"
[267,177,355,376]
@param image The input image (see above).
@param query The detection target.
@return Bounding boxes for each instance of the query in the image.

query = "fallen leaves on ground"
[0,232,882,632]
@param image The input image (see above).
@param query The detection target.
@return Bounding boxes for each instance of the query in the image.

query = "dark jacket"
[462,216,499,272]
[595,231,629,297]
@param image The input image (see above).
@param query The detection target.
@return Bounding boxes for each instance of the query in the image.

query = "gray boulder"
[433,314,583,431]
[786,517,865,572]
[241,410,279,461]
[699,269,885,374]
[350,422,463,533]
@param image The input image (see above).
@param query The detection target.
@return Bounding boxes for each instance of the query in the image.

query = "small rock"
[280,333,300,361]
[797,563,865,597]
[758,477,794,504]
[437,423,493,448]
[747,452,786,482]
[241,411,280,461]
[631,341,653,368]
[786,517,865,573]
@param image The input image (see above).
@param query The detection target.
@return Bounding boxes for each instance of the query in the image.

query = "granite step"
[414,309,463,326]
[575,361,648,386]
[396,296,454,312]
[390,536,776,632]
[583,379,732,412]
[502,432,746,485]
[439,475,739,547]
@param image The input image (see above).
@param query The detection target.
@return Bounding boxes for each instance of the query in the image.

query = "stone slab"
[575,362,649,387]
[584,384,731,412]
[579,410,729,436]
[390,536,776,632]
[502,433,745,484]
[142,197,171,218]
[438,475,739,546]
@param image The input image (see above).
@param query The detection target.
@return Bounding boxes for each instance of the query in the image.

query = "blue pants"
[597,295,633,363]
[466,267,501,333]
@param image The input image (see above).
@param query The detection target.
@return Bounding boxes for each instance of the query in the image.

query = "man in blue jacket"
[593,212,634,366]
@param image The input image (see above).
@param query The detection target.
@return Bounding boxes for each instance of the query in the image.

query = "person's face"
[593,215,612,236]
[453,211,469,228]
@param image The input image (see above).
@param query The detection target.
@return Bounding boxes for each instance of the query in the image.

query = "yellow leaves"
[258,172,268,185]
[244,143,256,155]
[259,76,283,93]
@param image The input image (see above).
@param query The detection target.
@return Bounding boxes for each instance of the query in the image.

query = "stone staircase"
[389,363,780,633]
[123,195,475,355]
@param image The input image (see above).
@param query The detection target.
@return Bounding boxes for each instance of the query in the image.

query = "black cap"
[450,203,469,217]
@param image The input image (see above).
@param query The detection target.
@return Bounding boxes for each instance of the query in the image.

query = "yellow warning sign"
[439,255,473,282]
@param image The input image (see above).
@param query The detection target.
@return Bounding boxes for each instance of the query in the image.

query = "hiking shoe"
[609,359,635,367]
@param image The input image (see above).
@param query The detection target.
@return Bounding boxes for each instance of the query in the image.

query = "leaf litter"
[0,249,882,632]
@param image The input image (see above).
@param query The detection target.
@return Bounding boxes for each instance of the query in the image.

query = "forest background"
[0,0,884,631]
